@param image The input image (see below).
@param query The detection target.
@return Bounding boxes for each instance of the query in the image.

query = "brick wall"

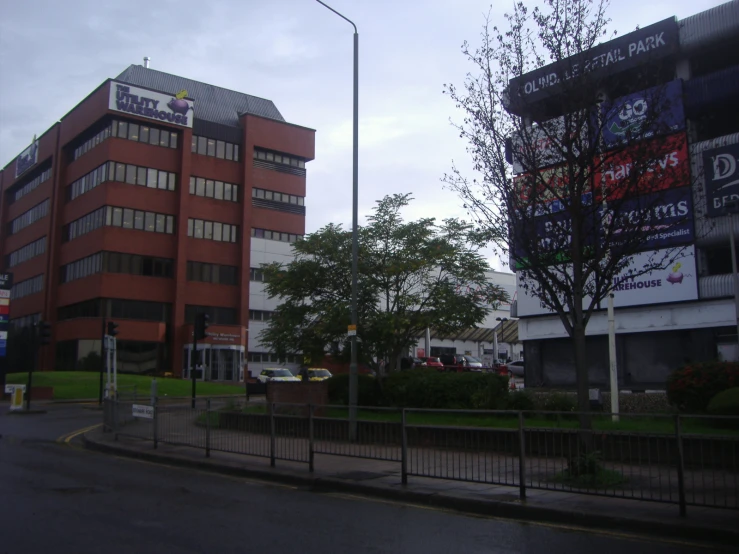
[266,382,328,416]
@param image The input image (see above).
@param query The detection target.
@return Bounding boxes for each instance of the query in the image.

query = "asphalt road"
[0,404,723,554]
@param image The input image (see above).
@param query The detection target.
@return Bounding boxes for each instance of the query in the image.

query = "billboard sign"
[507,18,679,111]
[703,143,739,217]
[15,141,39,179]
[599,80,685,149]
[109,82,194,128]
[516,245,697,317]
[509,115,587,175]
[596,133,689,200]
[604,186,694,253]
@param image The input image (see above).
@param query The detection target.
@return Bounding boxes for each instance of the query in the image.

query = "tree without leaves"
[443,0,706,428]
[259,194,509,371]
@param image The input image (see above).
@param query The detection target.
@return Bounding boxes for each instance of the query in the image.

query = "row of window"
[253,148,306,169]
[60,252,175,284]
[68,161,177,201]
[66,206,175,241]
[12,167,52,203]
[10,199,50,235]
[249,267,265,282]
[7,236,46,268]
[191,135,240,161]
[247,352,300,364]
[73,120,179,161]
[57,298,172,322]
[186,218,238,243]
[186,261,239,286]
[252,187,304,205]
[249,309,274,322]
[184,305,238,325]
[189,176,238,202]
[11,275,44,300]
[250,228,301,243]
[9,313,41,330]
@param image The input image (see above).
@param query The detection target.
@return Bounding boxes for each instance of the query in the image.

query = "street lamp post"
[726,201,739,351]
[316,0,359,439]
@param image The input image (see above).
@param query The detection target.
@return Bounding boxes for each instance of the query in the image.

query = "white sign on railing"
[132,404,154,419]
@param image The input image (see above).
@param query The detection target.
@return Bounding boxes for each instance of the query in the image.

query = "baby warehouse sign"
[109,82,194,128]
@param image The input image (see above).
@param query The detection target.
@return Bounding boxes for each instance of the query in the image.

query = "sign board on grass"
[132,404,154,419]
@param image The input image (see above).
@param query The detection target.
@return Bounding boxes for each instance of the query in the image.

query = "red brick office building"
[0,65,315,381]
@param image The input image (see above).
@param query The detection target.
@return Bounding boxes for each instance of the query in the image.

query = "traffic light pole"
[26,323,38,411]
[98,316,106,405]
[191,328,198,409]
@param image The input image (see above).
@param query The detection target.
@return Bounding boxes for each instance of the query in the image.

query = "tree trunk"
[573,321,592,431]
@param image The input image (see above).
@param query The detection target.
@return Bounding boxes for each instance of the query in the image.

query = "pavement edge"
[82,431,738,546]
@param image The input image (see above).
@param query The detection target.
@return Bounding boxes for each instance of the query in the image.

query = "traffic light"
[38,321,52,346]
[194,313,210,340]
[107,321,119,337]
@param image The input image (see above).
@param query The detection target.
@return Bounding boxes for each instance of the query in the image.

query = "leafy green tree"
[260,194,508,371]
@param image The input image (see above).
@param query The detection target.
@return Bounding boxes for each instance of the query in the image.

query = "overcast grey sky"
[0,0,725,270]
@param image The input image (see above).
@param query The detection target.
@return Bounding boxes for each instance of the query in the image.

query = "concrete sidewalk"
[83,427,738,546]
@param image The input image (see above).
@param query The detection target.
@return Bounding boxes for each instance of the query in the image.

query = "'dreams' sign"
[703,143,739,217]
[109,82,194,128]
[15,140,39,179]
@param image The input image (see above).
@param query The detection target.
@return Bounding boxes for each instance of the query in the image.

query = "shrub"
[507,390,535,411]
[77,351,102,372]
[327,374,381,406]
[707,387,739,417]
[535,392,576,413]
[383,370,509,410]
[666,362,739,413]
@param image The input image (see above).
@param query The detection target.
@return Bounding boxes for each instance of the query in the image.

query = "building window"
[184,305,238,325]
[187,218,238,243]
[60,252,103,283]
[10,199,50,235]
[73,119,177,161]
[11,275,44,300]
[10,166,53,203]
[249,309,273,321]
[9,313,41,331]
[247,351,299,364]
[56,298,171,322]
[189,176,238,202]
[249,267,265,282]
[59,252,174,284]
[65,206,174,242]
[251,187,305,215]
[191,135,239,161]
[250,228,301,243]
[7,236,46,268]
[253,148,306,177]
[67,161,176,201]
[186,262,239,285]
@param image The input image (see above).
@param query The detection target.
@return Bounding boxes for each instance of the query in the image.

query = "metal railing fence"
[102,399,739,514]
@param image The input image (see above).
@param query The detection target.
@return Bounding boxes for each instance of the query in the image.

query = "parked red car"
[420,356,444,369]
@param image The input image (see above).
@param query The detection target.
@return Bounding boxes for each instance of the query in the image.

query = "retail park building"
[508,1,739,388]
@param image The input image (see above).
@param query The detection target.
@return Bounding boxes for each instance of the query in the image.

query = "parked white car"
[257,368,301,383]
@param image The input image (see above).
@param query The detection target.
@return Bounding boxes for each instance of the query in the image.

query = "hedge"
[666,361,739,413]
[707,387,739,417]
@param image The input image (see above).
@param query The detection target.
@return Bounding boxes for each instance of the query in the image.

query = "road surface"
[0,404,723,553]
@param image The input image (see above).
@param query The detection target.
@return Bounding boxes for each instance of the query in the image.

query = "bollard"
[308,404,314,472]
[401,409,408,485]
[518,411,526,500]
[153,396,159,450]
[205,398,211,458]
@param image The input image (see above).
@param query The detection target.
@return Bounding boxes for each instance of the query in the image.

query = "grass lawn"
[5,371,247,400]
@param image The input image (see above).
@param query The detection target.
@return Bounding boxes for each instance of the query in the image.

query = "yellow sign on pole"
[347,324,357,336]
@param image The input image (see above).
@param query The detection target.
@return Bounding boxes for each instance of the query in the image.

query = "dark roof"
[115,65,285,128]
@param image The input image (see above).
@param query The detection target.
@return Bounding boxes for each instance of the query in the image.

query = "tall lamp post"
[725,200,739,352]
[315,0,359,439]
